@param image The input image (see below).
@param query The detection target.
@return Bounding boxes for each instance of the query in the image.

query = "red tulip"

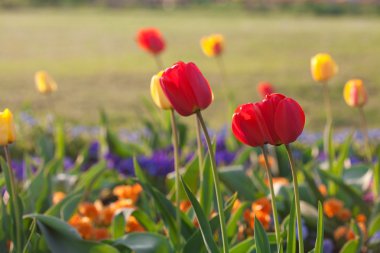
[257,81,275,98]
[232,93,305,146]
[160,61,213,116]
[136,28,165,55]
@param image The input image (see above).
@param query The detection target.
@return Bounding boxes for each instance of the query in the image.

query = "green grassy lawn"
[0,8,379,131]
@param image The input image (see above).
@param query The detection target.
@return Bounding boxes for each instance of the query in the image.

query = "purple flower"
[323,239,334,253]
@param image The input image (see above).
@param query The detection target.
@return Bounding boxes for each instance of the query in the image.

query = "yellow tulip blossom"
[35,71,58,95]
[200,34,224,57]
[343,79,367,107]
[0,109,16,146]
[310,53,338,82]
[150,71,172,110]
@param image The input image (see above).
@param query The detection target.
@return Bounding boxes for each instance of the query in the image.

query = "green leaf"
[254,216,271,253]
[301,165,325,205]
[113,232,173,253]
[26,214,119,253]
[227,201,250,238]
[219,165,256,201]
[54,121,65,160]
[181,177,219,253]
[131,209,159,233]
[73,161,106,192]
[369,214,380,237]
[200,153,214,216]
[314,201,324,253]
[112,212,126,239]
[286,197,296,253]
[339,239,359,253]
[105,126,145,158]
[373,149,380,196]
[45,192,82,221]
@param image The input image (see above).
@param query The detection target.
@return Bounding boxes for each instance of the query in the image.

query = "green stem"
[169,109,182,249]
[4,145,23,253]
[358,107,372,162]
[322,82,332,125]
[261,146,282,252]
[154,54,164,71]
[195,117,204,183]
[285,144,304,253]
[23,218,36,253]
[196,111,229,253]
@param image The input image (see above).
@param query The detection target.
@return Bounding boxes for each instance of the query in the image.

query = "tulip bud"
[343,79,367,107]
[160,61,213,116]
[310,53,338,82]
[136,28,165,55]
[150,71,172,110]
[200,34,224,57]
[0,109,16,146]
[257,81,275,99]
[35,71,58,95]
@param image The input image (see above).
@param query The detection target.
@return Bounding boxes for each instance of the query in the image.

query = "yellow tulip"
[150,71,172,110]
[200,34,224,57]
[343,79,367,107]
[0,109,16,145]
[35,71,58,95]
[310,53,338,82]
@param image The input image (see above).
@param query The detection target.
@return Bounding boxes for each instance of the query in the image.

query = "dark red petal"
[184,62,213,111]
[274,98,305,144]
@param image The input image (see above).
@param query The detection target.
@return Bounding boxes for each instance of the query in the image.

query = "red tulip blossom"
[232,93,305,146]
[136,28,165,55]
[257,81,275,99]
[160,61,213,116]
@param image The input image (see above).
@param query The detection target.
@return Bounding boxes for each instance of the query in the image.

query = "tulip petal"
[274,98,305,144]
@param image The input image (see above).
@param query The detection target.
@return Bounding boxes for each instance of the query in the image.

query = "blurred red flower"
[136,28,165,55]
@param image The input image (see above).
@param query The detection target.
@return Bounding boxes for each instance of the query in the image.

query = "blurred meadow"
[1,7,380,130]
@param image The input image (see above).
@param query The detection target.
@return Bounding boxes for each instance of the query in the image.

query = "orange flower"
[323,198,343,218]
[247,211,271,230]
[318,184,327,197]
[337,208,351,221]
[126,216,145,233]
[232,199,241,213]
[113,183,142,204]
[334,226,355,241]
[69,215,93,240]
[112,199,134,210]
[98,205,116,226]
[343,79,368,108]
[252,198,271,214]
[78,202,99,221]
[356,214,367,223]
[52,191,66,205]
[180,200,191,212]
[258,154,275,169]
[264,177,289,188]
[93,228,110,241]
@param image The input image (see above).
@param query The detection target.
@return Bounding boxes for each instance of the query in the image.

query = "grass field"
[1,8,379,130]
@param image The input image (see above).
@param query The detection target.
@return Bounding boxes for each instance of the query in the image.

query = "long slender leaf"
[286,197,296,253]
[314,201,324,253]
[181,177,219,253]
[254,216,271,253]
[113,232,173,253]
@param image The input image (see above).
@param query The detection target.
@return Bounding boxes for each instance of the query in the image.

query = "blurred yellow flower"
[200,34,224,57]
[0,109,16,146]
[150,71,172,110]
[35,71,58,95]
[343,79,367,107]
[310,53,338,82]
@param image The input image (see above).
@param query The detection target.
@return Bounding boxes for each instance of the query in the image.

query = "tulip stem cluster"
[285,144,304,253]
[196,110,229,253]
[4,145,23,253]
[261,146,282,252]
[195,118,204,183]
[169,109,182,248]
